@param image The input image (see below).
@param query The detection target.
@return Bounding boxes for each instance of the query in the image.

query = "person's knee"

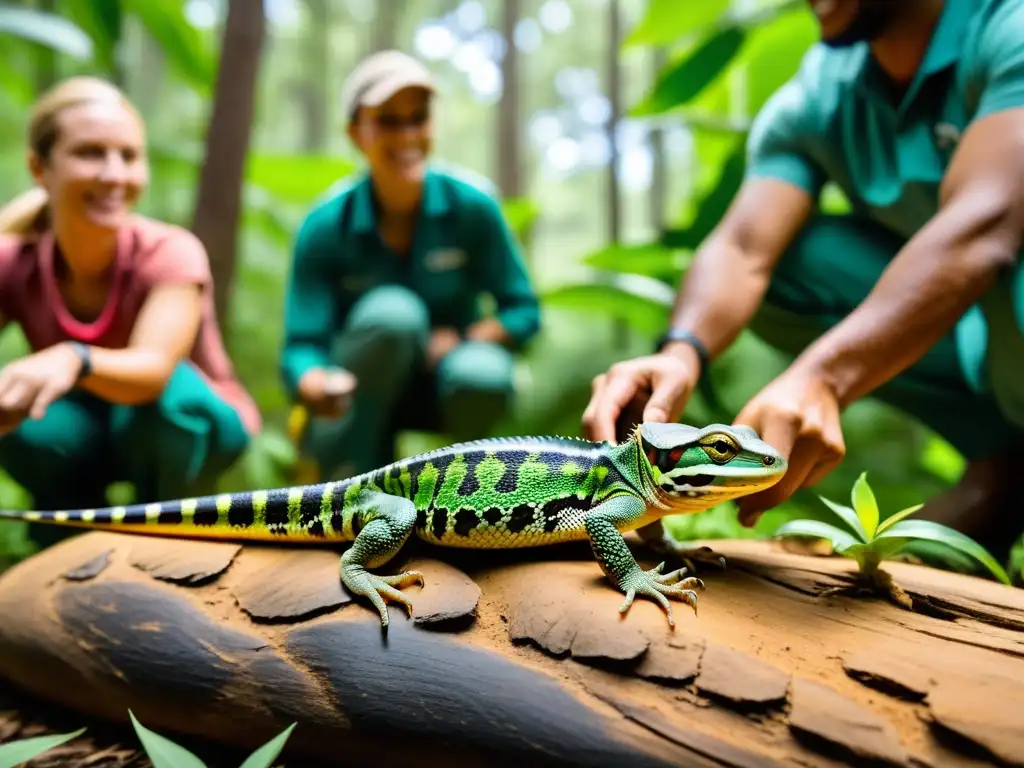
[346,284,431,347]
[118,363,250,459]
[437,341,515,399]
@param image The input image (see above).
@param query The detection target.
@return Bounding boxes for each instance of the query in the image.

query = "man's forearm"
[797,203,1018,407]
[667,233,775,359]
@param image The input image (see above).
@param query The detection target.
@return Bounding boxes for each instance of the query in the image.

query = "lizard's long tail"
[0,482,348,544]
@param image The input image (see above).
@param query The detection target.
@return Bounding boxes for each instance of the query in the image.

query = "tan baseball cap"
[340,50,436,120]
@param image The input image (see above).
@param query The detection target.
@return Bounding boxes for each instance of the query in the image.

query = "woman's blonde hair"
[0,76,142,237]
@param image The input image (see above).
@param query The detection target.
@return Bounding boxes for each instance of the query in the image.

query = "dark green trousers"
[303,284,516,478]
[0,361,251,547]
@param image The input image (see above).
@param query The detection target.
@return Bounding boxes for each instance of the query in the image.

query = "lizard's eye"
[699,433,740,464]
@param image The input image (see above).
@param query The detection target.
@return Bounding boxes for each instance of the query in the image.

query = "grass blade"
[0,728,86,768]
[239,723,297,768]
[877,520,1011,585]
[875,503,922,535]
[817,496,869,542]
[851,472,879,538]
[774,519,861,553]
[128,711,206,768]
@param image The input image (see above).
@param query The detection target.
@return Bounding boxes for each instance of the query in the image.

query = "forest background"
[1,0,1017,579]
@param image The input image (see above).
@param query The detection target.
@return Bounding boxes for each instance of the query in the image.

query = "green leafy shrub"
[774,472,1011,609]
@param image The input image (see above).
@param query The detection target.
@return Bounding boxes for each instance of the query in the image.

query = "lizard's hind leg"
[339,490,424,628]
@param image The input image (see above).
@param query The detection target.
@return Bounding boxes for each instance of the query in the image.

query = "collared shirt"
[279,165,541,394]
[746,0,1024,240]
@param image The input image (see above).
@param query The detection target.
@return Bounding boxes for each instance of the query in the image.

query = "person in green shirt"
[584,0,1024,567]
[280,50,541,479]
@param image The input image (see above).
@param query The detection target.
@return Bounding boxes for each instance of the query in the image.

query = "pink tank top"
[0,215,261,435]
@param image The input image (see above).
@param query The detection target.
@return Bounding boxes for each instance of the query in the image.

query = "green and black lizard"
[0,422,786,628]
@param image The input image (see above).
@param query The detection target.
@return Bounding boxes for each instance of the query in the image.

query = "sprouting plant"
[0,727,85,768]
[0,712,296,768]
[774,471,1011,610]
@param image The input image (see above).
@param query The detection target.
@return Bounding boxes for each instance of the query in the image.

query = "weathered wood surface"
[0,530,1022,768]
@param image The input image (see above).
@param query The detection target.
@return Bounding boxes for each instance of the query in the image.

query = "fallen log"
[0,531,1021,767]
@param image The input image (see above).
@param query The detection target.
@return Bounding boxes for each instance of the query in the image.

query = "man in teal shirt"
[281,51,541,478]
[584,0,1024,567]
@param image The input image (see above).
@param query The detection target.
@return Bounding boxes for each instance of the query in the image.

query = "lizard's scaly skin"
[0,422,786,628]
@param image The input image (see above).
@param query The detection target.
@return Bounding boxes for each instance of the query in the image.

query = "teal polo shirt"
[280,165,541,395]
[744,0,1024,417]
[746,0,1024,241]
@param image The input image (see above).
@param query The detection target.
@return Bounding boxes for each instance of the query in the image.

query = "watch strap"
[68,341,92,382]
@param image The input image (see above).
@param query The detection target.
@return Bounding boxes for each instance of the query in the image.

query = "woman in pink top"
[0,76,260,545]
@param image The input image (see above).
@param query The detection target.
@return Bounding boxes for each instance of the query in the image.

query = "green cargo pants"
[0,361,252,547]
[303,284,516,478]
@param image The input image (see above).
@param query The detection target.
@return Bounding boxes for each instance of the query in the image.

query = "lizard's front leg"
[586,496,705,629]
[339,490,424,628]
[636,520,728,574]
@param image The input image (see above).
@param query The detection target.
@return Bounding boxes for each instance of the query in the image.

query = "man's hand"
[732,363,845,527]
[0,342,85,427]
[427,327,462,370]
[582,342,702,444]
[297,366,357,418]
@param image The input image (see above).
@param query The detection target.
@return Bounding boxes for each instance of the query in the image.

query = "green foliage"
[129,710,295,768]
[0,714,296,768]
[0,727,86,768]
[0,5,93,60]
[775,472,1012,586]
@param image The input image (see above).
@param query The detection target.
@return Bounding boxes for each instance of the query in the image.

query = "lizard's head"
[634,422,787,509]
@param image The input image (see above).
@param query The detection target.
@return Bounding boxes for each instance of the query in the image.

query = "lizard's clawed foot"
[645,536,727,575]
[341,565,424,628]
[617,561,705,629]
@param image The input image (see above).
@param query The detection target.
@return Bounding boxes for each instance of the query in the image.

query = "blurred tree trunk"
[497,0,522,199]
[372,0,404,52]
[605,0,622,244]
[648,48,667,233]
[191,0,267,327]
[300,0,329,151]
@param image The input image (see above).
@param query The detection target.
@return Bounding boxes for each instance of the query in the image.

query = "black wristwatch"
[655,327,709,372]
[68,341,92,382]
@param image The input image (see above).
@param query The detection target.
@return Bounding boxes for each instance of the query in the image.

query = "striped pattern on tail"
[0,482,355,544]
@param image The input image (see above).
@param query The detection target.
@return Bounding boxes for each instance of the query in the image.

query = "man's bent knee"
[345,285,431,346]
[436,341,515,398]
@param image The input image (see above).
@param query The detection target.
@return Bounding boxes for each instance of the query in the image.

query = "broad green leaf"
[0,5,93,60]
[662,140,746,250]
[582,242,688,281]
[542,281,672,336]
[738,6,818,113]
[841,542,876,572]
[238,723,297,768]
[65,0,123,72]
[631,27,747,117]
[501,197,540,240]
[851,472,879,538]
[123,0,214,92]
[0,728,86,768]
[870,536,912,561]
[128,711,207,768]
[877,520,1012,585]
[875,503,922,535]
[774,519,861,553]
[624,0,731,48]
[817,496,869,543]
[246,153,358,205]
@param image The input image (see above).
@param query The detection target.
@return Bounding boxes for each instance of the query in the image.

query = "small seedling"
[774,471,1011,610]
[0,712,296,768]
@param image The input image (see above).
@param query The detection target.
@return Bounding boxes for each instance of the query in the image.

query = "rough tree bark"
[190,0,267,328]
[0,532,1021,767]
